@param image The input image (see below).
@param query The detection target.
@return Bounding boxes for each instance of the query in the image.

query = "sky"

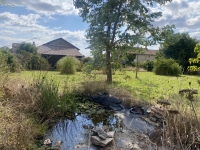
[0,0,200,57]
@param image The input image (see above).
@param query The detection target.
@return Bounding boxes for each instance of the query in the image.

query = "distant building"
[130,48,158,62]
[37,38,83,67]
[10,43,19,53]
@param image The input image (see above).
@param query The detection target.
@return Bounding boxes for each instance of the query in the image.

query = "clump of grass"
[56,56,81,74]
[80,80,108,95]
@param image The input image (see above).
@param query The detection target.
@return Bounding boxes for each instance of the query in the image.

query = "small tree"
[74,0,174,83]
[188,44,200,71]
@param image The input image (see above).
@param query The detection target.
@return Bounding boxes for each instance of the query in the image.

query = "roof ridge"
[41,38,80,50]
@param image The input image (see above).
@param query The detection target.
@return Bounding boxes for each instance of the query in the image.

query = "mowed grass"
[113,71,200,103]
[12,70,200,104]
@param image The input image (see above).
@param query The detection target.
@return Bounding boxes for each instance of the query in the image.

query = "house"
[37,38,83,67]
[130,48,158,62]
[10,43,20,53]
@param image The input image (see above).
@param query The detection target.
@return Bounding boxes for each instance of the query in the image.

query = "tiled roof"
[37,38,83,57]
[130,49,158,56]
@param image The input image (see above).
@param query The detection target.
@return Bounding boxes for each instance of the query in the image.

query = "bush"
[0,49,22,72]
[16,51,50,70]
[153,58,181,76]
[56,56,81,74]
[143,60,154,71]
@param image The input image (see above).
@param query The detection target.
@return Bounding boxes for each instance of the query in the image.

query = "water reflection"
[46,110,118,150]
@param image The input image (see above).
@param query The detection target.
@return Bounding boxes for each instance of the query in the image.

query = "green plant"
[56,56,80,74]
[143,60,154,71]
[153,58,182,76]
[0,49,22,72]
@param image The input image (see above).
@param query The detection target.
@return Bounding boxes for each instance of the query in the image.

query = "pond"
[45,108,155,150]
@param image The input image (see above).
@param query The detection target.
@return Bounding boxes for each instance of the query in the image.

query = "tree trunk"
[106,47,112,83]
[135,54,138,78]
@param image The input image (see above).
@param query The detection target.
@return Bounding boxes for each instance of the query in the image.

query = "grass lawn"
[12,70,200,104]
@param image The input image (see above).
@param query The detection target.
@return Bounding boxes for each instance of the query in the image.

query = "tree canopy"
[160,33,198,70]
[16,42,37,54]
[74,0,173,83]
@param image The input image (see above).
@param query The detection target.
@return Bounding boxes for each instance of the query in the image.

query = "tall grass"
[56,56,81,74]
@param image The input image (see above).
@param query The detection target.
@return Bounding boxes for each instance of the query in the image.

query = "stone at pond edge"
[44,139,51,145]
[91,136,113,147]
[93,127,108,140]
[56,140,62,147]
[107,131,115,138]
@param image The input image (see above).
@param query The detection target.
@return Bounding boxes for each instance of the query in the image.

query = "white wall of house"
[134,54,155,62]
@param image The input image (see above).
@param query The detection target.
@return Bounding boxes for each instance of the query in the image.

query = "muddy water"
[45,109,155,150]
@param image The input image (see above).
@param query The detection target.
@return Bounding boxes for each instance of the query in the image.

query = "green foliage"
[153,58,181,76]
[15,43,50,70]
[56,56,81,74]
[0,0,13,6]
[16,51,50,70]
[160,33,198,69]
[0,48,22,72]
[74,0,174,83]
[188,44,200,72]
[126,54,136,66]
[82,57,93,64]
[16,42,37,54]
[143,60,154,71]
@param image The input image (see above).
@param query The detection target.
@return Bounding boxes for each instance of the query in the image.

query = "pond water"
[45,109,155,150]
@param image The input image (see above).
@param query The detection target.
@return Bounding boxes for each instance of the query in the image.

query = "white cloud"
[1,30,16,34]
[8,0,79,16]
[0,12,90,56]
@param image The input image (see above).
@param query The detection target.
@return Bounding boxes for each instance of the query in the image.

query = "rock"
[131,143,142,150]
[91,136,113,147]
[107,131,115,138]
[44,139,51,145]
[130,105,146,115]
[150,116,157,122]
[55,140,62,147]
[93,127,108,140]
[102,125,109,132]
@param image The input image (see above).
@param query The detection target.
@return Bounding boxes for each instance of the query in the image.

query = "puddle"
[45,109,155,150]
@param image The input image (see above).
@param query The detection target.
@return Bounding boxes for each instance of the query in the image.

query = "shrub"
[153,58,181,76]
[0,49,22,72]
[143,60,154,71]
[56,56,81,74]
[16,51,50,70]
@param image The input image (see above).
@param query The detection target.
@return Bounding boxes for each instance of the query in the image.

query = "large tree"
[160,33,198,70]
[74,0,173,83]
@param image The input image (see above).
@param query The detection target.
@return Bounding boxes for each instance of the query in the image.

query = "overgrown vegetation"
[16,42,50,70]
[160,32,198,70]
[153,58,182,76]
[142,60,154,72]
[0,47,22,72]
[1,68,200,149]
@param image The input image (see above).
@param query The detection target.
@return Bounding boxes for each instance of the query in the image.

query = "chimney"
[33,41,35,46]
